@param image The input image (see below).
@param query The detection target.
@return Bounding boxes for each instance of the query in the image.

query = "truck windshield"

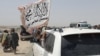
[80,24,89,27]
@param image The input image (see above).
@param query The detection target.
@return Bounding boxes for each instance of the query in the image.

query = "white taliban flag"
[18,0,51,33]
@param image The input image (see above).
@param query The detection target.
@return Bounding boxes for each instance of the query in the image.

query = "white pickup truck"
[30,28,100,56]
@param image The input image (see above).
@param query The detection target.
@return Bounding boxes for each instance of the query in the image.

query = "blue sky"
[0,0,100,26]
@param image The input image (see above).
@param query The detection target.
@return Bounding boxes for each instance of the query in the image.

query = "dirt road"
[0,40,33,56]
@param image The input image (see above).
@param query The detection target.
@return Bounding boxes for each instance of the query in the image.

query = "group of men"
[1,28,19,54]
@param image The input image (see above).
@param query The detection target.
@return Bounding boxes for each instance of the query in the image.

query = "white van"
[70,22,91,29]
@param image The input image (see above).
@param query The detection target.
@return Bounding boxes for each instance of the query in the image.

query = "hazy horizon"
[0,0,100,26]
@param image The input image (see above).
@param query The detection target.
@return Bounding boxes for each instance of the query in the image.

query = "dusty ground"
[0,40,33,56]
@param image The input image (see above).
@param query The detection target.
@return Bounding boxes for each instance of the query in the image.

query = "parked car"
[0,31,3,42]
[20,25,33,41]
